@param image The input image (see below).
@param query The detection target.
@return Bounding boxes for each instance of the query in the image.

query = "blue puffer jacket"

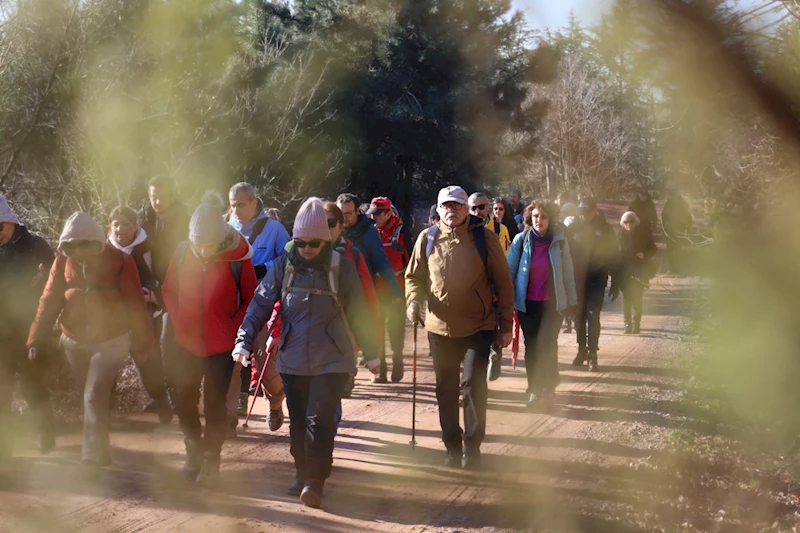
[507,227,578,313]
[228,201,290,281]
[235,246,379,376]
[345,214,402,299]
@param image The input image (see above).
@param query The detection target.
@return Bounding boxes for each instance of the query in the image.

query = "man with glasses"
[405,186,514,470]
[336,193,403,384]
[469,193,511,254]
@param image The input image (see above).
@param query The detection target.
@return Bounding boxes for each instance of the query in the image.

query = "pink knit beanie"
[293,197,331,241]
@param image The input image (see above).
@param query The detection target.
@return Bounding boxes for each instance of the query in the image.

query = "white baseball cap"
[437,185,469,206]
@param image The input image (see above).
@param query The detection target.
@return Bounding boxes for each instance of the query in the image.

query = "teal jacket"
[507,227,578,313]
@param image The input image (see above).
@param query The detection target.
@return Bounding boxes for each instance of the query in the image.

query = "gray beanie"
[0,194,20,226]
[293,197,331,242]
[190,191,228,246]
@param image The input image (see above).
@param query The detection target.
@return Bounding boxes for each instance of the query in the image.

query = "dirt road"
[0,276,697,533]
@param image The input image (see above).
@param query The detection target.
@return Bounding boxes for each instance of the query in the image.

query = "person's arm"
[27,255,67,349]
[561,239,578,307]
[119,254,155,360]
[235,254,285,353]
[404,228,429,309]
[232,259,258,327]
[486,233,514,334]
[265,222,290,273]
[506,231,524,283]
[161,255,179,319]
[365,226,402,299]
[340,258,379,363]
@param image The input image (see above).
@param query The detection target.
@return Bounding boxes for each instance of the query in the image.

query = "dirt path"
[0,276,697,533]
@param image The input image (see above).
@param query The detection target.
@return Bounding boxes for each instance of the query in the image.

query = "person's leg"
[462,330,492,464]
[61,335,92,460]
[159,313,177,408]
[15,337,55,452]
[225,361,243,432]
[517,302,544,395]
[304,373,349,483]
[538,300,563,394]
[586,281,605,353]
[632,283,644,332]
[197,351,236,485]
[622,284,633,330]
[0,345,17,459]
[388,300,405,381]
[261,351,285,410]
[429,333,463,455]
[375,295,389,381]
[281,374,311,477]
[575,295,589,351]
[171,344,204,478]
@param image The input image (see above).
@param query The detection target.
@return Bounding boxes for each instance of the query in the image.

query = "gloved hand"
[232,344,251,367]
[406,302,421,324]
[608,286,620,302]
[265,336,278,359]
[365,358,382,375]
[28,347,38,363]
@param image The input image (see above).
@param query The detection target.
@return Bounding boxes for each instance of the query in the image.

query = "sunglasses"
[295,239,323,249]
[327,218,338,229]
[470,204,488,211]
[63,240,94,250]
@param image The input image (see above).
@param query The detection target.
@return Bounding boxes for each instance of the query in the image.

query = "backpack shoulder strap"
[281,255,296,298]
[390,224,405,253]
[229,260,242,296]
[248,217,269,245]
[473,226,488,270]
[522,228,531,250]
[425,225,440,260]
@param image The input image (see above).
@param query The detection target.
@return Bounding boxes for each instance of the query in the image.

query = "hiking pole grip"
[411,321,418,449]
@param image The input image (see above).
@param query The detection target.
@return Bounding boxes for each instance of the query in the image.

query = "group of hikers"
[0,178,687,509]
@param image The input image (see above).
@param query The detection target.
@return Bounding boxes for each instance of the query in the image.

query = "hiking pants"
[518,299,562,394]
[428,330,492,454]
[62,332,131,462]
[226,324,284,425]
[173,348,235,457]
[576,279,606,352]
[378,293,405,359]
[0,336,54,454]
[282,372,349,481]
[622,282,644,327]
[135,316,168,403]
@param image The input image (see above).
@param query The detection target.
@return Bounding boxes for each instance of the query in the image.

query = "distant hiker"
[493,197,519,242]
[28,212,154,475]
[507,201,577,406]
[162,191,258,488]
[405,186,514,470]
[137,176,189,414]
[662,190,693,275]
[366,197,409,383]
[226,182,290,435]
[560,204,578,335]
[107,206,172,424]
[570,197,619,372]
[629,187,658,235]
[0,195,55,460]
[429,204,440,226]
[235,197,380,508]
[509,189,525,218]
[469,192,511,255]
[614,211,657,334]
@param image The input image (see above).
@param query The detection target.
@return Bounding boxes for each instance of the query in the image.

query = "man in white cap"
[0,194,56,460]
[405,185,514,470]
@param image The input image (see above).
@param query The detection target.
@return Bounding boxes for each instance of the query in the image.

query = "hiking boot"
[300,479,324,508]
[587,351,599,373]
[156,396,173,425]
[268,408,284,432]
[572,349,587,367]
[183,440,203,483]
[372,363,388,384]
[623,324,632,334]
[632,324,641,334]
[444,448,462,468]
[357,354,366,367]
[462,449,482,470]
[526,392,540,407]
[487,348,502,382]
[237,393,249,416]
[391,356,404,383]
[196,453,221,489]
[288,473,306,496]
[226,417,238,440]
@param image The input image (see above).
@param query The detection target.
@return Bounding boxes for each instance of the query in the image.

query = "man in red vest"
[367,197,409,383]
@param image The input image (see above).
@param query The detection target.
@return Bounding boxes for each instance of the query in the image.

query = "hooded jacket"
[570,211,619,284]
[228,198,290,280]
[616,226,657,285]
[374,212,408,293]
[27,212,154,361]
[0,225,54,338]
[138,200,189,285]
[405,215,515,339]
[236,245,379,376]
[345,214,403,299]
[486,217,512,256]
[163,226,257,357]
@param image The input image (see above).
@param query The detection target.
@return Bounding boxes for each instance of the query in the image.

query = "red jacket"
[375,214,407,294]
[27,246,154,362]
[163,231,257,357]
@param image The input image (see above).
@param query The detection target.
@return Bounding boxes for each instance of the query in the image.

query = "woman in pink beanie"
[234,197,380,509]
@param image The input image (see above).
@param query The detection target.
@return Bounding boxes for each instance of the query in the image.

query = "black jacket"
[137,201,189,285]
[0,225,54,338]
[616,227,657,285]
[628,195,658,234]
[570,211,619,284]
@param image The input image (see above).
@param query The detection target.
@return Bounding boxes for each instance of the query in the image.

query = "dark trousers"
[136,313,173,404]
[518,300,562,394]
[282,373,349,481]
[576,279,606,352]
[378,294,405,359]
[172,348,235,457]
[428,330,492,453]
[0,337,53,452]
[622,282,644,327]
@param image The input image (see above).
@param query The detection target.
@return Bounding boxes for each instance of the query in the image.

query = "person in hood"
[366,197,408,383]
[234,197,381,509]
[107,206,172,424]
[162,191,258,489]
[405,186,514,470]
[226,182,290,435]
[28,212,154,474]
[0,194,55,460]
[507,201,578,406]
[137,176,189,415]
[613,211,657,334]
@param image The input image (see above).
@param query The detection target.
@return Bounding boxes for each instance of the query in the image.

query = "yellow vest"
[485,218,511,256]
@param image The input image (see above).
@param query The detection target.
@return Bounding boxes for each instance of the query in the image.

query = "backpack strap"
[473,226,489,270]
[389,224,405,254]
[522,228,531,251]
[229,260,243,307]
[248,217,269,246]
[425,224,440,260]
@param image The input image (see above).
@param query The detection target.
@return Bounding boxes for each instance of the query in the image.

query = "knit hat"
[190,191,228,246]
[58,212,106,255]
[293,197,331,241]
[0,194,20,226]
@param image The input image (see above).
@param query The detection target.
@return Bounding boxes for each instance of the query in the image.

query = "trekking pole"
[410,321,418,449]
[242,321,278,430]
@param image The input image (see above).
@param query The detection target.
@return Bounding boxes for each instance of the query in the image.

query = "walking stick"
[242,321,278,430]
[512,310,520,369]
[410,321,418,449]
